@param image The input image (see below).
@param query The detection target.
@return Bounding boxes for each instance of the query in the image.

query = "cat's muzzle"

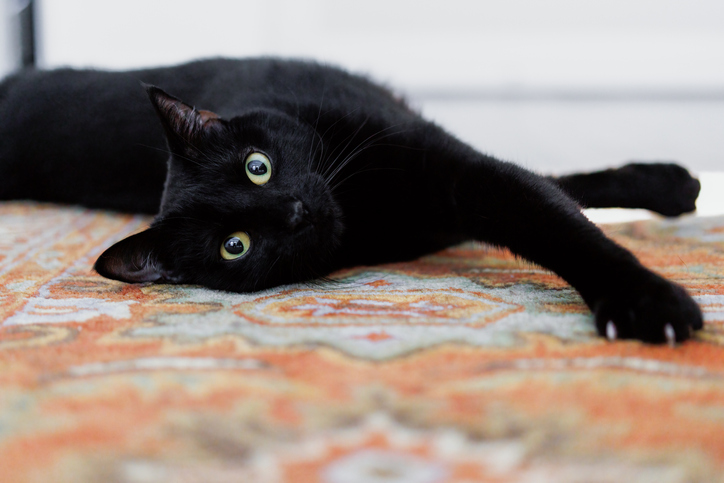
[288,199,311,230]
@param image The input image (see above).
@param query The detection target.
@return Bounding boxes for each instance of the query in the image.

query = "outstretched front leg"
[548,162,701,217]
[431,142,703,344]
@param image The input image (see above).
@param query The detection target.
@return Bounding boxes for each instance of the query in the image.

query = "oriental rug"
[1,202,723,483]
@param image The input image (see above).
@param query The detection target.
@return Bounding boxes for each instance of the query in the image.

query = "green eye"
[220,231,251,260]
[245,152,272,185]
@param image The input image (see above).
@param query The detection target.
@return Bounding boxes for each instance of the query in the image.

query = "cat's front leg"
[446,154,703,344]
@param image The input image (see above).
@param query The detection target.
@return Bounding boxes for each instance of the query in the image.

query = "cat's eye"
[245,152,272,185]
[220,231,251,260]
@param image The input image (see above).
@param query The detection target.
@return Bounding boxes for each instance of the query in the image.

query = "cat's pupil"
[247,160,267,176]
[224,237,245,254]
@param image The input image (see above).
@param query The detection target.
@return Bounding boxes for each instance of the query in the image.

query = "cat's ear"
[94,228,178,284]
[144,83,223,147]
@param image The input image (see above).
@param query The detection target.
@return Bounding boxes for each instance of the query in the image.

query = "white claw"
[664,324,676,347]
[606,321,618,341]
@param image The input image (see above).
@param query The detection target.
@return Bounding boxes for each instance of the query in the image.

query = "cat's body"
[0,58,703,343]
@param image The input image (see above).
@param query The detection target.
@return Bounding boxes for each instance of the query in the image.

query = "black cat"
[0,58,703,344]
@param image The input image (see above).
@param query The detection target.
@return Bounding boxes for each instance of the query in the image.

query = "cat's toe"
[659,166,700,216]
[595,298,636,340]
[664,323,677,347]
[605,320,618,341]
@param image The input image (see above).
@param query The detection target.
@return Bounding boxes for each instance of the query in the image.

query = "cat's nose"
[288,200,310,229]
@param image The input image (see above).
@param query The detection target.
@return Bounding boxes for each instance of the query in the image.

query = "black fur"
[0,58,703,343]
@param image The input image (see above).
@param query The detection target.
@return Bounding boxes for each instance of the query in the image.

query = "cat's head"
[95,86,344,292]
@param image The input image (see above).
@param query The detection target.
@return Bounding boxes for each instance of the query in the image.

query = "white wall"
[0,0,17,77]
[12,1,724,173]
[36,0,724,95]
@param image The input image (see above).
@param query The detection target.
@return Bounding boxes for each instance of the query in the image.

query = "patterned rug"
[1,201,723,483]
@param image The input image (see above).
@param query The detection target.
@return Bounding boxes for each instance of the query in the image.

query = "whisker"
[314,108,362,176]
[308,86,329,168]
[320,116,370,180]
[330,166,406,193]
[297,117,325,173]
[263,255,282,286]
[285,85,301,120]
[324,125,413,186]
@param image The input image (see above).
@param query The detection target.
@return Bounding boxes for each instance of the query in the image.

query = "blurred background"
[1,0,723,214]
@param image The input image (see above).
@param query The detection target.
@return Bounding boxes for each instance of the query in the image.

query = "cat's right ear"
[143,83,223,149]
[94,228,179,284]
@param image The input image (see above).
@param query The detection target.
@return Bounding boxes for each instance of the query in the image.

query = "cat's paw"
[620,163,701,217]
[593,277,703,344]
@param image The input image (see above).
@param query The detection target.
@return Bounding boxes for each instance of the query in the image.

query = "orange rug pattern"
[1,201,723,483]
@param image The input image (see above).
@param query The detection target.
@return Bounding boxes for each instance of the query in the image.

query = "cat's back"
[150,57,415,121]
[0,66,172,211]
[0,57,412,135]
[0,58,417,211]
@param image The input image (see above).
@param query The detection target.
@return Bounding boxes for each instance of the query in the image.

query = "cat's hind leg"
[548,162,700,217]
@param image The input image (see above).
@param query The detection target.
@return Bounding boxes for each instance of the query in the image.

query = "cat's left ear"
[94,228,179,284]
[144,83,223,148]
